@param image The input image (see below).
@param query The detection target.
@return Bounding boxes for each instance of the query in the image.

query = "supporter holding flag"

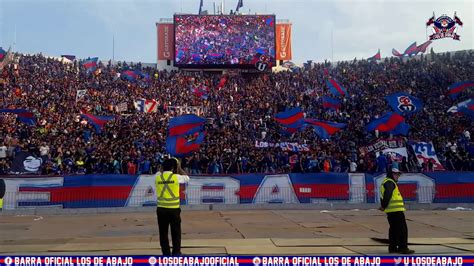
[385,92,423,115]
[0,109,36,126]
[367,112,410,136]
[305,119,346,139]
[447,81,474,99]
[82,57,98,72]
[326,79,347,97]
[235,0,243,12]
[80,113,114,133]
[322,96,342,110]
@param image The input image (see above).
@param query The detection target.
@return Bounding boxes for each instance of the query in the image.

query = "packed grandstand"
[0,49,472,176]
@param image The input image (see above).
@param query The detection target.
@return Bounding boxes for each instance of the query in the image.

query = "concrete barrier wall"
[2,172,473,210]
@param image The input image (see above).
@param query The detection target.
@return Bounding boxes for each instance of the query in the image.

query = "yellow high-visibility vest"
[0,198,3,211]
[381,178,406,213]
[156,172,180,209]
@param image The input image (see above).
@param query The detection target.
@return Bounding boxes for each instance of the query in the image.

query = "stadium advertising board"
[157,23,174,60]
[276,23,292,60]
[174,15,276,69]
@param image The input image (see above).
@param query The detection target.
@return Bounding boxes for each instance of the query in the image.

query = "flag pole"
[13,24,17,52]
[331,28,334,62]
[112,33,115,64]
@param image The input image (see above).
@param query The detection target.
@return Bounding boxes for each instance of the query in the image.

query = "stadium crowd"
[175,15,275,65]
[0,50,472,176]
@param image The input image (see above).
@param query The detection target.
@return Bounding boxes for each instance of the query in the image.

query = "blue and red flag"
[80,113,114,133]
[274,107,305,128]
[415,41,432,54]
[322,96,342,110]
[122,70,148,82]
[168,114,206,137]
[122,70,139,81]
[326,79,347,97]
[385,92,423,115]
[447,81,474,99]
[304,119,346,139]
[458,99,474,120]
[448,99,474,120]
[404,42,418,56]
[367,49,381,61]
[0,109,36,125]
[0,47,6,61]
[82,57,98,72]
[367,112,410,136]
[166,132,206,158]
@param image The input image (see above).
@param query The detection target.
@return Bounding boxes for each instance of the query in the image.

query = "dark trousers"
[387,211,408,250]
[156,207,181,256]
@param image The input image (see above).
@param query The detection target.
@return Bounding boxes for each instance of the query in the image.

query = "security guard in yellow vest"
[0,178,5,211]
[156,158,189,256]
[380,168,414,254]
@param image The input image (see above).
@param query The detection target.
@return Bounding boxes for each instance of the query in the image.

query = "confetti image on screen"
[174,15,276,68]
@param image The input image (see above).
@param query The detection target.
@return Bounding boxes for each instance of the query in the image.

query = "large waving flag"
[326,79,347,97]
[82,57,98,72]
[404,42,418,56]
[385,92,423,115]
[134,99,158,113]
[168,114,206,137]
[305,119,346,139]
[392,48,403,57]
[166,132,206,157]
[322,96,342,110]
[367,112,410,136]
[0,109,36,125]
[415,41,432,54]
[367,49,381,61]
[448,99,474,120]
[274,107,304,128]
[448,81,474,99]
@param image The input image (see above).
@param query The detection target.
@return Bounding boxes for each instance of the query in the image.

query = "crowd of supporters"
[0,49,472,175]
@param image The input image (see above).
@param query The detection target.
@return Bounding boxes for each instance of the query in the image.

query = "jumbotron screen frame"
[173,14,277,69]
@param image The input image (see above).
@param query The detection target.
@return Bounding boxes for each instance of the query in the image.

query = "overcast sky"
[0,0,472,63]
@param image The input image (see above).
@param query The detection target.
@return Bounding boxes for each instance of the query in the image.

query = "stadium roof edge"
[158,17,290,23]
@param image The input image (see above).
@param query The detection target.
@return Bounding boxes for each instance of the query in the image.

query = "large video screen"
[174,15,276,68]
